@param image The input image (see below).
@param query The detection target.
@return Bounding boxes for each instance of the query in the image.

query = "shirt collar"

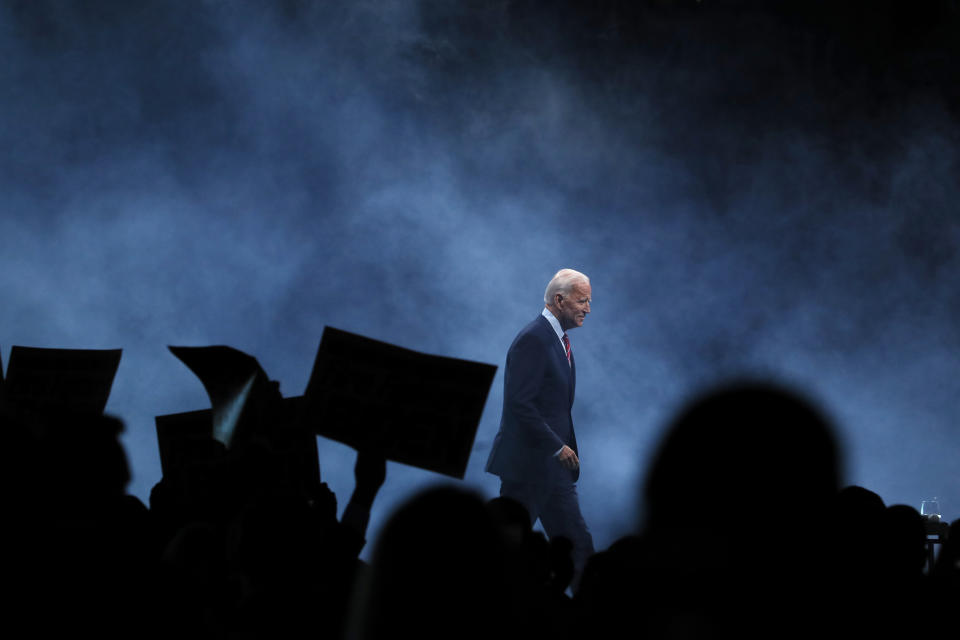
[541,307,565,342]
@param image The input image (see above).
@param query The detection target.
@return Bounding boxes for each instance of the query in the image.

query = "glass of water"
[920,498,941,522]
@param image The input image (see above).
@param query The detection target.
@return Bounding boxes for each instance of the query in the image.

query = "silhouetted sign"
[300,327,497,479]
[165,346,320,486]
[0,347,5,409]
[2,346,122,414]
[156,398,318,481]
[169,346,267,447]
[154,408,216,476]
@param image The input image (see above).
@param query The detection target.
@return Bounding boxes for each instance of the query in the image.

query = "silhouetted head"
[642,381,841,533]
[836,485,885,514]
[882,504,927,577]
[487,496,532,549]
[835,485,885,536]
[350,486,515,640]
[43,412,131,508]
[635,382,844,635]
[932,518,960,577]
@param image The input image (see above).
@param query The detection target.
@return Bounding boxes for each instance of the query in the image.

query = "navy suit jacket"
[485,314,579,485]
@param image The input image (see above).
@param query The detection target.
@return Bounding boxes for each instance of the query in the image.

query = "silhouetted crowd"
[3,381,956,639]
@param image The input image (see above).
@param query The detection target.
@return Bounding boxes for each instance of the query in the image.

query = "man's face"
[556,282,592,331]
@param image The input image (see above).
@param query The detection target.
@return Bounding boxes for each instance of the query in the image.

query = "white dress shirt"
[541,307,567,354]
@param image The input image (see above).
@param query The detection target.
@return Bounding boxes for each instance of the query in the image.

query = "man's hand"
[557,445,579,470]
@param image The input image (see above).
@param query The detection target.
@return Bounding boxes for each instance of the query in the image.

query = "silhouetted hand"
[341,450,387,541]
[312,481,338,522]
[355,450,386,495]
[558,445,579,470]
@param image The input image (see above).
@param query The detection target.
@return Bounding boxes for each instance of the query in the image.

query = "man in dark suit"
[485,268,595,582]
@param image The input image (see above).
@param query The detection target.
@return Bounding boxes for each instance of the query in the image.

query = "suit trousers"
[500,478,595,581]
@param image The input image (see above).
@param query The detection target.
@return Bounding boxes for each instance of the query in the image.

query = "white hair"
[544,269,590,305]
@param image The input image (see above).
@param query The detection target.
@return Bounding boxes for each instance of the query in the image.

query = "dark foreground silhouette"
[3,375,956,639]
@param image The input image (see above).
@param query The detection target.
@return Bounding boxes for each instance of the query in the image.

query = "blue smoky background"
[2,0,958,550]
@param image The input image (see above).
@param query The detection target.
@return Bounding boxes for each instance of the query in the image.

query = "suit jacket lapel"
[536,315,575,405]
[537,315,570,372]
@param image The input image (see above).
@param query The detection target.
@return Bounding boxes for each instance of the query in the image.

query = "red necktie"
[562,333,571,365]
